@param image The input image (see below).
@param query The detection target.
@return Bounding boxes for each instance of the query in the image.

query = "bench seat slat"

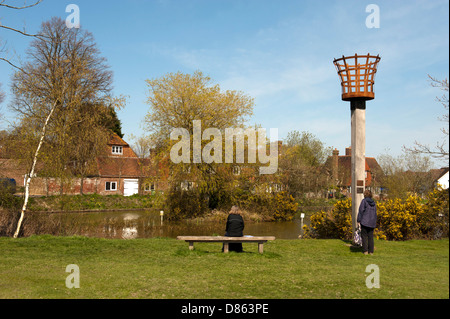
[177,236,275,241]
[177,236,275,254]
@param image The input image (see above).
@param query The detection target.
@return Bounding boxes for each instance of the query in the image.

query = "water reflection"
[40,210,311,239]
[121,213,139,239]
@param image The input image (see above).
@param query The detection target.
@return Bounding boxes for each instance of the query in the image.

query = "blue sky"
[1,0,449,167]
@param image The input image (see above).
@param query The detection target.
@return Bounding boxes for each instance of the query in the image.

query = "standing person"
[357,190,377,255]
[224,206,245,252]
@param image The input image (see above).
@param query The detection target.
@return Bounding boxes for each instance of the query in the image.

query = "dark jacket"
[225,214,244,237]
[357,198,377,228]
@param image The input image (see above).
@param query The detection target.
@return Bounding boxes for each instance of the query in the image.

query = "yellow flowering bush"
[376,197,418,240]
[421,187,449,239]
[377,188,449,240]
[304,198,353,240]
[272,192,298,221]
[305,187,448,241]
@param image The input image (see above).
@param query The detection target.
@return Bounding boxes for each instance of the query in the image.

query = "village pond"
[25,209,313,239]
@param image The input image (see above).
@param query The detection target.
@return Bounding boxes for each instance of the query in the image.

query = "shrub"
[304,198,352,240]
[0,186,23,237]
[271,192,299,221]
[0,190,23,211]
[232,190,298,221]
[164,185,299,222]
[0,209,20,237]
[421,187,449,239]
[165,188,209,221]
[304,187,449,241]
[376,196,418,240]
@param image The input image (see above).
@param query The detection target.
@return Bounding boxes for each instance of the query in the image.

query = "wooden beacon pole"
[333,53,380,242]
[351,100,366,235]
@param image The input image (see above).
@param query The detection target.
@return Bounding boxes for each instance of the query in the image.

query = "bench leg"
[223,243,229,253]
[189,242,194,251]
[258,243,264,254]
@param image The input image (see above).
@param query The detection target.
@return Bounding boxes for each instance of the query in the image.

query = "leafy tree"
[145,70,253,144]
[8,17,124,237]
[284,130,330,166]
[280,130,332,198]
[144,71,254,216]
[103,106,124,138]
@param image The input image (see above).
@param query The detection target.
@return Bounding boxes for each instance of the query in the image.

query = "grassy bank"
[0,236,448,299]
[21,193,335,217]
[26,193,158,212]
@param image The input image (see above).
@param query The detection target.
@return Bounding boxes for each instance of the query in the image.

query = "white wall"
[437,171,449,189]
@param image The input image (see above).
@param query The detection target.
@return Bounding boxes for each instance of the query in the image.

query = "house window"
[105,181,117,191]
[112,146,123,155]
[232,166,241,175]
[144,183,155,191]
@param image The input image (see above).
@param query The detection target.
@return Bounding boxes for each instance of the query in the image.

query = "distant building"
[0,133,154,196]
[324,147,383,197]
[431,167,449,189]
[95,133,151,196]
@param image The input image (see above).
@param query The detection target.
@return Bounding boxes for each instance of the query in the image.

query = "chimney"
[345,147,351,156]
[332,148,339,183]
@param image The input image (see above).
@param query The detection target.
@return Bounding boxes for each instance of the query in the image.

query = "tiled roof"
[430,167,449,182]
[108,133,129,146]
[96,156,151,177]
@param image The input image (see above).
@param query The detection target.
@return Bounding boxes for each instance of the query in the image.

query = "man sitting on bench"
[223,206,245,252]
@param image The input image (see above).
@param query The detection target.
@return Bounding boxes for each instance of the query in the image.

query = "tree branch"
[0,25,44,39]
[0,0,43,10]
[0,56,27,73]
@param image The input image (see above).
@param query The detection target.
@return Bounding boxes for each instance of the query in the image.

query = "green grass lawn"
[0,235,448,299]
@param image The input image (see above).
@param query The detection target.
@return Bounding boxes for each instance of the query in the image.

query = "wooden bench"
[177,236,276,254]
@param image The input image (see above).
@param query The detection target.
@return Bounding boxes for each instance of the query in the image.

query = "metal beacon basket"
[333,53,381,101]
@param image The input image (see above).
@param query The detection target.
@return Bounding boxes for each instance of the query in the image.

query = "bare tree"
[378,151,435,199]
[0,84,4,104]
[129,134,153,159]
[0,84,4,124]
[404,75,449,162]
[9,17,124,237]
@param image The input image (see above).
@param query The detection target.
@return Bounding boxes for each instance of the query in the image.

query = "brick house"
[95,133,150,196]
[0,133,155,196]
[324,147,383,197]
